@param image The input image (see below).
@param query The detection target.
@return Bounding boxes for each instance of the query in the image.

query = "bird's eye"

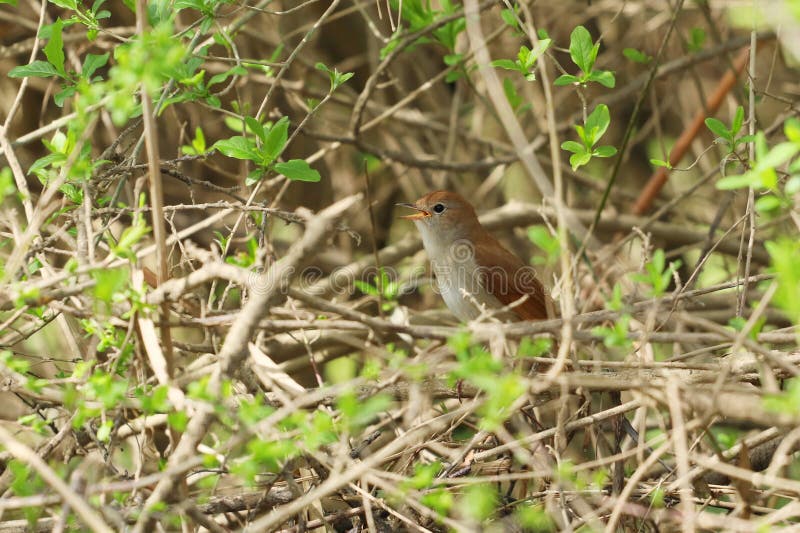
[432,203,446,214]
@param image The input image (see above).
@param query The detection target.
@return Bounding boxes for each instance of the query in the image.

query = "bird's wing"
[473,235,553,320]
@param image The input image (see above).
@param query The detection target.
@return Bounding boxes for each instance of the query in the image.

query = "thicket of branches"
[1,0,799,531]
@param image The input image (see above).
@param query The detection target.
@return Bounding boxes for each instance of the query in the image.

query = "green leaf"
[81,52,109,79]
[560,140,584,153]
[245,168,264,186]
[594,145,617,157]
[688,27,706,52]
[263,116,289,163]
[716,172,756,190]
[587,70,615,88]
[49,0,77,9]
[54,86,76,107]
[208,65,247,87]
[8,61,60,78]
[623,47,650,63]
[705,117,730,141]
[785,117,800,144]
[554,74,579,86]
[192,126,206,153]
[650,159,671,168]
[443,53,462,66]
[569,151,592,170]
[92,267,129,303]
[785,175,800,195]
[760,142,799,170]
[43,19,66,76]
[585,104,611,142]
[213,136,258,161]
[354,280,378,296]
[568,26,594,73]
[274,159,321,182]
[754,195,781,213]
[244,117,265,142]
[732,106,745,136]
[491,59,518,71]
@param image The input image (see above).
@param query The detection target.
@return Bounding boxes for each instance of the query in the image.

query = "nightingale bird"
[399,190,553,322]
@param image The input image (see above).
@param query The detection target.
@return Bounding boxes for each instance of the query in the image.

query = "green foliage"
[716,118,800,215]
[555,26,616,88]
[688,27,706,52]
[29,129,105,203]
[516,503,556,531]
[705,106,753,154]
[592,285,632,349]
[136,385,171,414]
[623,47,651,64]
[181,126,208,156]
[766,238,800,324]
[561,104,618,170]
[85,370,129,409]
[458,483,498,522]
[112,202,150,259]
[763,378,800,415]
[491,40,552,81]
[502,78,532,115]
[315,62,354,91]
[516,337,552,358]
[420,487,454,517]
[402,462,441,491]
[337,391,393,433]
[353,267,401,311]
[528,225,560,265]
[213,115,321,185]
[325,356,357,384]
[449,331,525,430]
[91,267,129,305]
[630,249,682,297]
[381,0,465,63]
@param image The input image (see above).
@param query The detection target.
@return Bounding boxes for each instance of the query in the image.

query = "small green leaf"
[245,168,264,186]
[688,27,706,52]
[568,26,594,73]
[491,59,518,71]
[560,140,584,153]
[81,52,109,79]
[443,53,462,66]
[716,173,756,190]
[785,175,800,195]
[213,136,258,161]
[754,195,781,213]
[585,104,612,142]
[650,159,671,168]
[9,60,60,78]
[569,151,592,170]
[43,19,66,76]
[208,65,247,87]
[594,145,617,157]
[554,74,579,86]
[705,117,730,141]
[760,142,799,170]
[244,117,265,142]
[49,0,77,8]
[732,106,745,136]
[587,70,615,88]
[623,47,651,63]
[785,117,800,144]
[263,116,289,163]
[274,159,320,182]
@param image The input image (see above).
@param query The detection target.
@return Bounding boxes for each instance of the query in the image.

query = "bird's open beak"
[397,203,430,220]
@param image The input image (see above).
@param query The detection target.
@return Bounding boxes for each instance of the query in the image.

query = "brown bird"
[398,190,553,322]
